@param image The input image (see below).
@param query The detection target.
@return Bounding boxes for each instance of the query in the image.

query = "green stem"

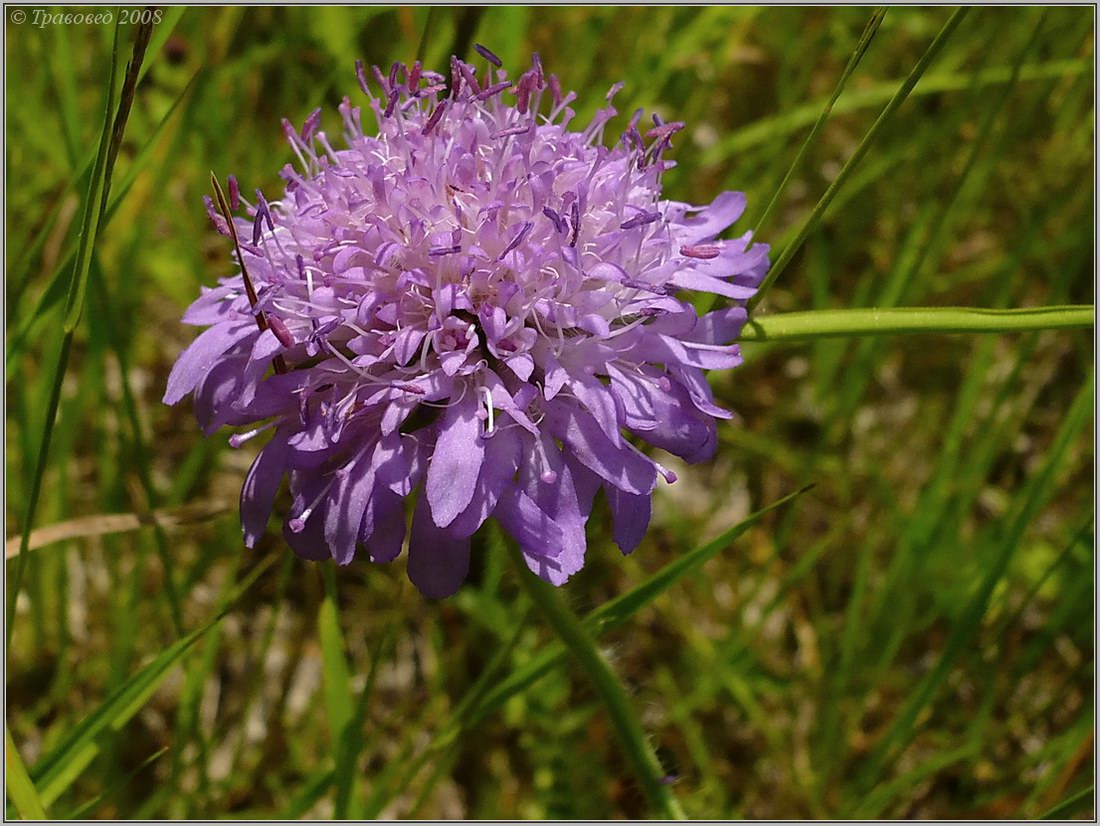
[510,546,686,820]
[737,305,1093,343]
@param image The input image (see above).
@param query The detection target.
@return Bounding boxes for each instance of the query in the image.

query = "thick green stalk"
[511,546,686,820]
[738,305,1093,343]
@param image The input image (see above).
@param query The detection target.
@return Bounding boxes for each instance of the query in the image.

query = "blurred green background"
[5,5,1094,819]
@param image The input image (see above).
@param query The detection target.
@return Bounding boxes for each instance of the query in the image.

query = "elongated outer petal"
[426,384,484,528]
[241,428,290,547]
[543,401,656,495]
[667,191,747,245]
[324,450,376,565]
[447,427,520,538]
[495,485,568,584]
[407,495,469,598]
[164,322,256,405]
[606,485,651,555]
[362,486,406,563]
[283,511,331,561]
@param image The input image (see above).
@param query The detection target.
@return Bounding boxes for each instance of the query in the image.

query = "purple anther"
[542,206,565,234]
[422,102,447,135]
[296,254,307,279]
[490,124,530,139]
[498,221,533,260]
[384,88,399,118]
[645,121,685,141]
[255,189,275,229]
[680,244,721,260]
[388,61,401,89]
[301,107,322,141]
[281,117,298,143]
[355,59,369,95]
[228,175,240,211]
[429,244,462,257]
[569,201,581,247]
[476,80,512,101]
[474,43,502,68]
[620,211,661,230]
[515,71,534,114]
[606,81,624,102]
[268,315,295,348]
[548,73,562,108]
[203,195,230,236]
[371,63,389,95]
[408,60,422,92]
[449,55,463,98]
[457,59,481,94]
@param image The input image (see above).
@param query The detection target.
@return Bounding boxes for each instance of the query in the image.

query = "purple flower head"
[164,52,769,597]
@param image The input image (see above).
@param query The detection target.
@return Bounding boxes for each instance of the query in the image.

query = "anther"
[474,43,502,68]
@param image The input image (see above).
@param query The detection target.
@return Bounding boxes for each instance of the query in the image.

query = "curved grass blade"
[6,69,202,377]
[473,485,811,723]
[5,726,48,820]
[748,7,970,312]
[852,372,1094,796]
[319,565,354,755]
[753,8,886,238]
[511,543,687,820]
[28,555,274,808]
[1041,785,1094,820]
[705,57,1088,162]
[63,746,169,819]
[737,305,1093,343]
[6,18,125,650]
[333,621,396,819]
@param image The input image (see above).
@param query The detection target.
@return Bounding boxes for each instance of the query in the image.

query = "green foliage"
[5,6,1093,820]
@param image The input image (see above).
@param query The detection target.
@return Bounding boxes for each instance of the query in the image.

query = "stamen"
[355,59,370,95]
[498,221,533,260]
[479,386,495,435]
[228,419,279,448]
[301,107,322,142]
[620,211,660,230]
[269,316,295,348]
[227,176,240,211]
[474,43,502,68]
[680,244,721,260]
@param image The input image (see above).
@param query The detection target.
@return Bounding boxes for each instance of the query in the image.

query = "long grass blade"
[473,485,811,723]
[1041,785,1094,820]
[852,372,1094,795]
[28,556,274,807]
[5,726,48,820]
[748,7,970,311]
[753,8,886,238]
[6,19,125,651]
[511,543,687,820]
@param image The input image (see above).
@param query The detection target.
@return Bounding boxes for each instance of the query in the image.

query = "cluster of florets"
[165,47,769,596]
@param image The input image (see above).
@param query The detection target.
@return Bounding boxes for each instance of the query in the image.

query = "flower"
[164,48,769,597]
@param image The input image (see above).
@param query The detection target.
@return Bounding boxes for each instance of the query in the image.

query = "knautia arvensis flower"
[164,47,770,597]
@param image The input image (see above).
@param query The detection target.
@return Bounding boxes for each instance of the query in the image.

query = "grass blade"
[28,556,274,808]
[1041,785,1094,820]
[753,8,886,238]
[318,565,355,754]
[748,7,970,311]
[852,372,1094,795]
[6,726,48,820]
[7,18,156,648]
[511,543,687,820]
[473,485,811,722]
